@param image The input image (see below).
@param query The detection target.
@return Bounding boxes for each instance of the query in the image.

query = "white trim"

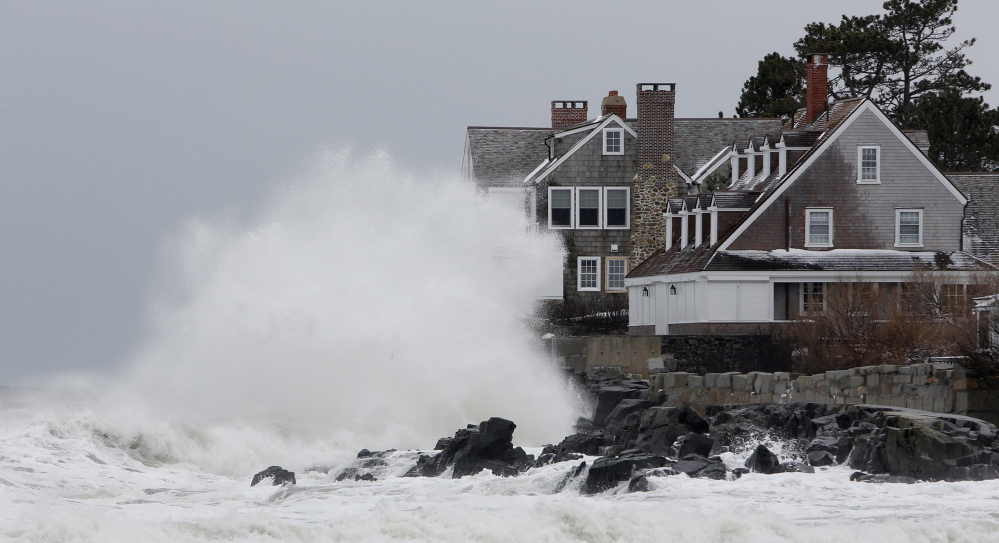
[895,208,924,247]
[523,158,551,184]
[606,257,628,292]
[602,128,625,155]
[603,187,630,229]
[577,256,601,291]
[857,145,881,184]
[805,208,833,248]
[718,100,969,251]
[691,147,733,182]
[547,186,574,229]
[710,209,718,245]
[665,212,673,249]
[674,165,695,185]
[526,115,637,184]
[680,211,689,249]
[575,187,602,229]
[694,210,703,246]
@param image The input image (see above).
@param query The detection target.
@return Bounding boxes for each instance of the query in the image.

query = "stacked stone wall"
[648,362,999,424]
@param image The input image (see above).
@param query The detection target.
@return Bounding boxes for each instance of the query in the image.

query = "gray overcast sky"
[2,1,998,384]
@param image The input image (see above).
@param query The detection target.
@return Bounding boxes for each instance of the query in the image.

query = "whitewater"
[4,147,999,542]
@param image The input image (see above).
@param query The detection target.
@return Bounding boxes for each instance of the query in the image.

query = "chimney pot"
[551,100,588,129]
[601,90,627,118]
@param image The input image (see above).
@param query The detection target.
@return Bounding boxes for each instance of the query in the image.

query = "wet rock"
[628,473,650,492]
[745,445,782,474]
[807,450,835,467]
[334,467,377,482]
[555,434,603,458]
[553,461,587,493]
[405,417,533,479]
[677,433,714,458]
[251,466,296,486]
[592,385,647,427]
[581,453,668,495]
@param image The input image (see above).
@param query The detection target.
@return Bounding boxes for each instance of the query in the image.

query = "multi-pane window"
[606,258,627,291]
[806,208,832,247]
[802,282,825,313]
[896,209,922,246]
[548,186,629,230]
[577,189,601,227]
[603,128,623,155]
[578,257,600,291]
[858,146,880,183]
[549,188,573,228]
[605,188,629,228]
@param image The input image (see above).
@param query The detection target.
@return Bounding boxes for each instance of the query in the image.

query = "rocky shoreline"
[262,370,999,493]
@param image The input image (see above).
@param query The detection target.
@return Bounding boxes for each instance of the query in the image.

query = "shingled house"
[462,87,780,314]
[626,53,998,335]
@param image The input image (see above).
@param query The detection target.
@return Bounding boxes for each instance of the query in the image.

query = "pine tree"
[735,53,805,122]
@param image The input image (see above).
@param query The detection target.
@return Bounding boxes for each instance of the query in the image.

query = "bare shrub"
[770,269,999,375]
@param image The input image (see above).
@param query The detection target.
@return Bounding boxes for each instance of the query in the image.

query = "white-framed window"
[606,258,627,291]
[578,257,600,291]
[548,187,573,229]
[857,145,880,183]
[895,208,923,247]
[576,188,602,228]
[805,208,833,248]
[603,128,624,155]
[801,282,825,314]
[604,187,630,228]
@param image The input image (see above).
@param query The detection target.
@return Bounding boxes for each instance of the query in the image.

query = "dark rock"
[745,445,782,474]
[251,466,296,486]
[807,450,835,467]
[434,437,453,451]
[731,467,750,479]
[672,455,711,476]
[335,468,377,482]
[581,454,668,495]
[695,463,728,480]
[677,433,714,458]
[605,399,656,428]
[628,474,650,492]
[405,417,530,479]
[555,434,604,459]
[592,385,646,427]
[553,461,587,494]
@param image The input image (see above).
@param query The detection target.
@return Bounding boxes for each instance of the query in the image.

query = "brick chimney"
[601,90,627,118]
[806,53,829,124]
[551,100,588,129]
[633,83,677,263]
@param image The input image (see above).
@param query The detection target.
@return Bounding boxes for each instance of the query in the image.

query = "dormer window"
[603,128,624,155]
[858,145,880,183]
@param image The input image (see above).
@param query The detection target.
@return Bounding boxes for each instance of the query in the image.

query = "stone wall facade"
[661,335,791,374]
[648,362,999,425]
[632,83,677,263]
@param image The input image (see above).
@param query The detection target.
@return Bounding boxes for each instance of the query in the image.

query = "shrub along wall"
[648,362,999,425]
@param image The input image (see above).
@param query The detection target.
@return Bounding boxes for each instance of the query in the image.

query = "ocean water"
[5,147,999,541]
[3,394,999,542]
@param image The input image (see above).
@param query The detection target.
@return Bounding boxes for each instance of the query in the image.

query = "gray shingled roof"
[705,249,994,272]
[672,118,783,177]
[628,247,994,279]
[464,127,551,189]
[712,192,759,209]
[948,173,999,265]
